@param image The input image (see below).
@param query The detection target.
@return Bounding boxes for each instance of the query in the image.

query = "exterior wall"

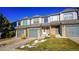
[31,18,39,24]
[22,19,30,26]
[17,21,19,26]
[31,18,44,24]
[31,18,38,24]
[39,18,44,23]
[60,25,66,37]
[23,20,26,25]
[31,19,33,24]
[17,19,30,26]
[27,20,30,25]
[24,29,26,38]
[73,12,78,19]
[60,12,78,21]
[48,17,51,23]
[21,20,23,26]
[41,28,50,37]
[50,26,56,35]
[48,15,59,22]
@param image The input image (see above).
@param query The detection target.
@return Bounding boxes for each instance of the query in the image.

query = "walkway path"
[0,38,29,51]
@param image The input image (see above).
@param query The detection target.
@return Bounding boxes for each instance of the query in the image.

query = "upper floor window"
[23,20,27,26]
[44,17,48,23]
[33,18,39,24]
[50,15,59,22]
[52,15,59,21]
[64,12,73,20]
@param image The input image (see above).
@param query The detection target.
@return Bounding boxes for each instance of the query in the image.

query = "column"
[16,30,18,38]
[60,25,66,37]
[24,29,26,38]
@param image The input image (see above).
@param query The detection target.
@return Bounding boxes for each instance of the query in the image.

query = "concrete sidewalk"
[0,38,29,51]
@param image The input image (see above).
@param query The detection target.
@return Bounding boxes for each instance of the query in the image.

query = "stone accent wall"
[50,26,56,37]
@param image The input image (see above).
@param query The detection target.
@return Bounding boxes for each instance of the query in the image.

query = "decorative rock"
[34,40,39,44]
[26,44,36,48]
[56,34,61,38]
[20,45,25,48]
[32,40,39,45]
[39,39,47,43]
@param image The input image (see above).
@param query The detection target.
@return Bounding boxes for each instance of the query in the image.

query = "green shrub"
[20,34,26,40]
[1,31,15,38]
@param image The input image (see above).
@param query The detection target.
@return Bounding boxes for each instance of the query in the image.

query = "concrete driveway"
[0,38,29,51]
[70,37,79,44]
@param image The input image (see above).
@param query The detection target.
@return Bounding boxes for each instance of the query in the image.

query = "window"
[50,15,59,21]
[23,20,27,26]
[33,18,39,24]
[64,12,73,20]
[52,15,59,21]
[44,18,48,23]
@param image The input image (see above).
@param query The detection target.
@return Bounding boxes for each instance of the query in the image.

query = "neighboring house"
[15,8,79,39]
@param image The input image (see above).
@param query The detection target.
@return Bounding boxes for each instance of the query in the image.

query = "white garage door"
[17,29,24,37]
[65,24,79,37]
[28,28,40,38]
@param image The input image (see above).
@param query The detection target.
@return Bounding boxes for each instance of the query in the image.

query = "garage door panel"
[29,29,38,37]
[65,24,79,37]
[17,29,24,37]
[28,28,40,38]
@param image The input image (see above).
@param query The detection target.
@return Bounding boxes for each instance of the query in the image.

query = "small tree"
[0,13,15,38]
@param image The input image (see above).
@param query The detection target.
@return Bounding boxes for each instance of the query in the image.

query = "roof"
[60,8,78,13]
[48,13,60,17]
[22,16,30,20]
[14,16,30,22]
[48,8,79,17]
[32,15,45,18]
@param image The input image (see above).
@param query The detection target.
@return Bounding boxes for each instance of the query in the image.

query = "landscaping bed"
[17,38,79,51]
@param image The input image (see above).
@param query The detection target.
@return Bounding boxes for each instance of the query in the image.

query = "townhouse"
[15,8,79,39]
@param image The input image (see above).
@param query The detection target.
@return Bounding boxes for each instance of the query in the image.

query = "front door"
[56,26,60,35]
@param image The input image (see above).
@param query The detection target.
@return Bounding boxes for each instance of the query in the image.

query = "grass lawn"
[17,38,79,51]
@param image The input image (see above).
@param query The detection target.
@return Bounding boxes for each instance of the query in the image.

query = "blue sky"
[0,7,69,22]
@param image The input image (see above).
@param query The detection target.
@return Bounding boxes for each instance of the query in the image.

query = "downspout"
[59,13,62,36]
